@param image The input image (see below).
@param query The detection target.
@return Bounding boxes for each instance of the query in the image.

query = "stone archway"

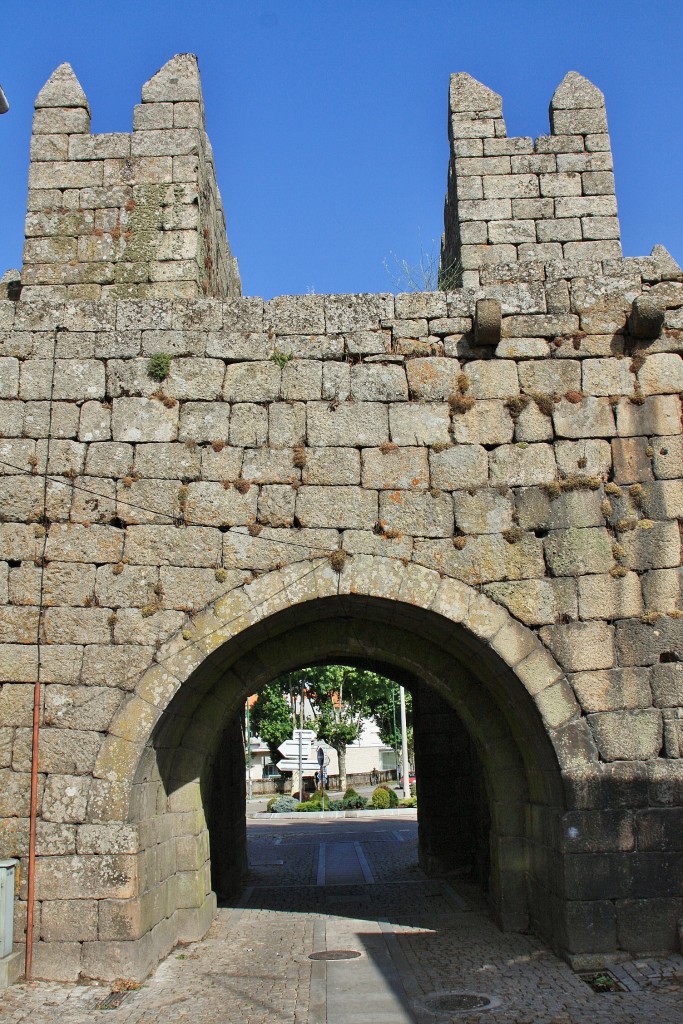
[86,556,587,980]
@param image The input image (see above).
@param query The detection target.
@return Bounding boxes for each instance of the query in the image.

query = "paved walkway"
[1,812,682,1023]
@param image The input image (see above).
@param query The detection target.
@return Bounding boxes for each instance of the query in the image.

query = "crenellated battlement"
[441,71,622,287]
[22,55,241,302]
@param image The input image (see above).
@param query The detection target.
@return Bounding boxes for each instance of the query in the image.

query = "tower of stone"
[22,55,240,300]
[441,71,621,286]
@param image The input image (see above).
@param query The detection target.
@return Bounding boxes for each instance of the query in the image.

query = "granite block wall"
[0,56,681,981]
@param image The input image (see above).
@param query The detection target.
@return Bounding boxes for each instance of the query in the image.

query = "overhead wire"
[0,455,337,558]
[2,411,410,843]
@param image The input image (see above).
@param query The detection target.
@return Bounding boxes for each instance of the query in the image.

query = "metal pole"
[400,685,410,800]
[317,746,325,812]
[26,330,57,978]
[390,685,399,784]
[245,699,253,801]
[299,680,304,801]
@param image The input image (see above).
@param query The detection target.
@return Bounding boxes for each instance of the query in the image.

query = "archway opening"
[131,590,565,964]
[210,661,492,899]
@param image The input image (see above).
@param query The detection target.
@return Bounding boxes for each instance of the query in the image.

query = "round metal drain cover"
[308,949,361,961]
[421,991,500,1015]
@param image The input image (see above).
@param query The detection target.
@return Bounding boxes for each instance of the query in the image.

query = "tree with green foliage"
[266,665,395,792]
[300,665,393,792]
[249,682,293,762]
[370,682,413,768]
[255,667,411,792]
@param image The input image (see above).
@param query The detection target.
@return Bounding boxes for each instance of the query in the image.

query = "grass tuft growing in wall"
[147,352,173,382]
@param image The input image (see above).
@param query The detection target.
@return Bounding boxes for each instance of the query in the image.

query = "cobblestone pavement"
[1,812,682,1024]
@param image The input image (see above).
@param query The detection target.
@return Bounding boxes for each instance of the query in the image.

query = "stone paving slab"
[1,814,682,1024]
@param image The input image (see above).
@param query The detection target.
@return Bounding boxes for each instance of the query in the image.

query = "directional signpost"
[276,730,319,789]
[277,740,312,760]
[276,759,319,772]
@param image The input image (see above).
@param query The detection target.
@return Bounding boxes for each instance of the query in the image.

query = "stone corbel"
[475,298,502,347]
[628,294,665,340]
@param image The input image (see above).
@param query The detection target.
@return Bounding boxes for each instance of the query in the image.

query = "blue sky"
[1,1,681,298]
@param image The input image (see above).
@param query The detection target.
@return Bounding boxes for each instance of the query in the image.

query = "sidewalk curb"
[248,808,418,820]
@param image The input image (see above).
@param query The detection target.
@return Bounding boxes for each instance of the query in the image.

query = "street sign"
[277,731,319,775]
[317,747,325,767]
[278,739,312,759]
[276,759,319,772]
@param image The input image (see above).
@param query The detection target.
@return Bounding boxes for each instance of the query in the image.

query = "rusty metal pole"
[25,331,57,978]
[25,677,41,978]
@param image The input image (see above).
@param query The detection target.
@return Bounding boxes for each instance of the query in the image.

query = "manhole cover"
[420,991,501,1015]
[96,991,129,1010]
[309,949,362,961]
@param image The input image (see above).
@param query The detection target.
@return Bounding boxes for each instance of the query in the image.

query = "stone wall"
[0,57,681,982]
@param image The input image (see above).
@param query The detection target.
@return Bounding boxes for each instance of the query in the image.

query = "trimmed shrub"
[270,796,298,813]
[399,797,417,808]
[372,787,390,809]
[296,793,334,811]
[371,784,399,809]
[341,793,368,810]
[343,787,360,801]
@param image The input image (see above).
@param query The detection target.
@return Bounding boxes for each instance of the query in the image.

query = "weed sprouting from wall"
[147,353,173,382]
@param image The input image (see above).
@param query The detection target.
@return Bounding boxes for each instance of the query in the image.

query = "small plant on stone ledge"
[629,483,645,509]
[448,392,475,414]
[270,349,292,368]
[504,395,530,420]
[147,352,172,382]
[150,389,177,409]
[383,240,461,292]
[329,548,347,572]
[448,372,474,414]
[379,441,399,455]
[531,392,558,418]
